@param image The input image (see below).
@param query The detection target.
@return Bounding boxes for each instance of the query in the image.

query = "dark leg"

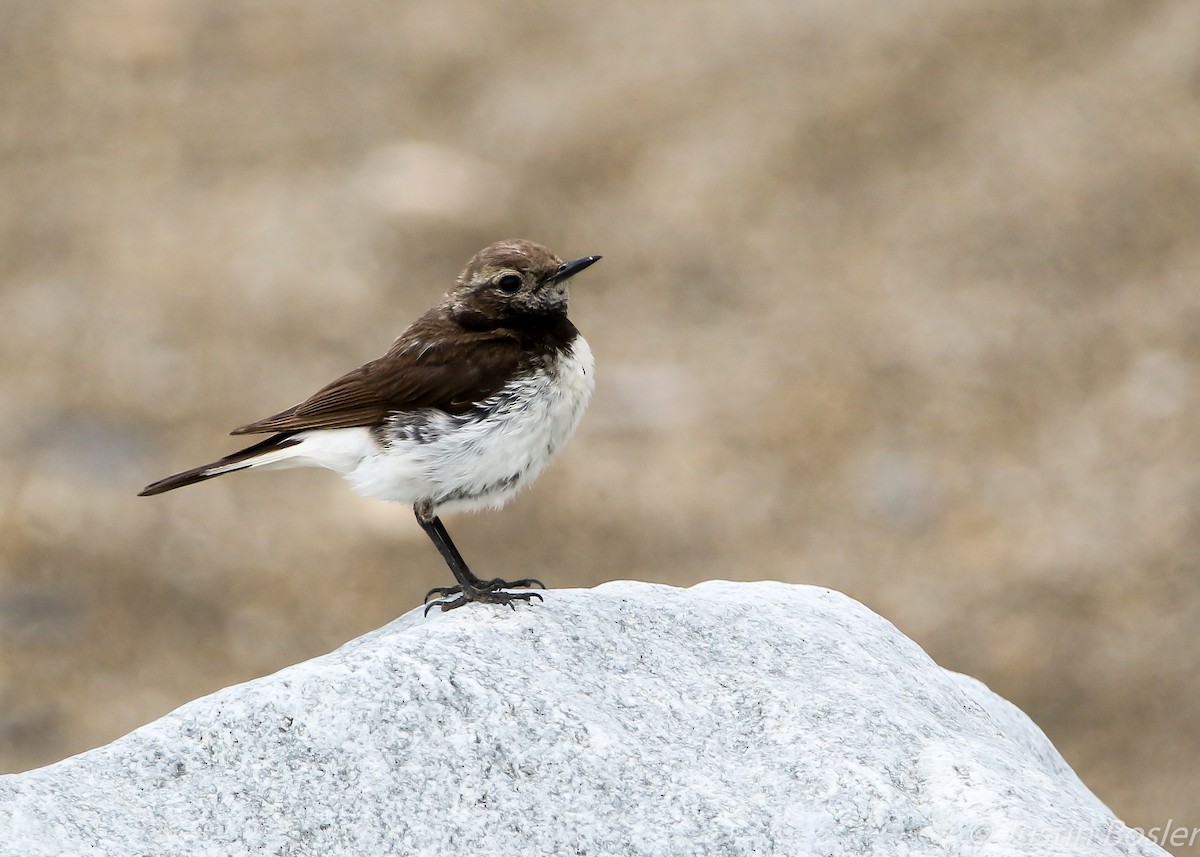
[414,505,544,614]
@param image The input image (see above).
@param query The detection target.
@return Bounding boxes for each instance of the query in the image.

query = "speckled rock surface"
[0,581,1164,856]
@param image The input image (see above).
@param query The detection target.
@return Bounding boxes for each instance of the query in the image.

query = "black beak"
[548,255,602,284]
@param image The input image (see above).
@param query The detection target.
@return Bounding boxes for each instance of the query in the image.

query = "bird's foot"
[423,577,545,615]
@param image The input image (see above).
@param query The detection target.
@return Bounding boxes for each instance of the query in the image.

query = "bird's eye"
[496,274,522,293]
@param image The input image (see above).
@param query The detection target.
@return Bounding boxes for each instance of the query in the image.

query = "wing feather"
[231,331,522,435]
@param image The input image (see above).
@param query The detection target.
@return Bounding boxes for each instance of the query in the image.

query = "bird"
[140,239,600,613]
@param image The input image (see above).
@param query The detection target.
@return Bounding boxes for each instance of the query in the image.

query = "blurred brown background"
[2,0,1198,850]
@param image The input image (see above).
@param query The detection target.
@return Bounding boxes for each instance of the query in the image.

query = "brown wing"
[231,331,523,435]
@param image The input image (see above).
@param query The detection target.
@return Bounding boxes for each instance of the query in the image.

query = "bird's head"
[448,239,601,324]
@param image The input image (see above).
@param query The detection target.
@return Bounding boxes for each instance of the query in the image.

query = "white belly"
[284,337,595,513]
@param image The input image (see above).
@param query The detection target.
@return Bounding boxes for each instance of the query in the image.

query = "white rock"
[0,581,1164,856]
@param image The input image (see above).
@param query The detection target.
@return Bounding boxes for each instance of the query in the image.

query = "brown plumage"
[139,239,601,612]
[229,239,582,435]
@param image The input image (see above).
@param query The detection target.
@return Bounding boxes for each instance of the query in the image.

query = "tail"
[138,434,302,496]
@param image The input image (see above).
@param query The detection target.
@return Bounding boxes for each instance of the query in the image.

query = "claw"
[468,577,543,592]
[424,584,463,604]
[422,585,544,616]
[499,577,545,590]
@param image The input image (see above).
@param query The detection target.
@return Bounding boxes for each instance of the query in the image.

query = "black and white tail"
[138,434,302,496]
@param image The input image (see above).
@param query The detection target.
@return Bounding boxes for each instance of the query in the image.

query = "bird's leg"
[414,504,544,614]
[427,515,546,593]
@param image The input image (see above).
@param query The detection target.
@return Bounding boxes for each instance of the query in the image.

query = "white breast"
[323,336,596,512]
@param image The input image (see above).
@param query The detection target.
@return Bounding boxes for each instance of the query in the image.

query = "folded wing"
[232,332,523,435]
